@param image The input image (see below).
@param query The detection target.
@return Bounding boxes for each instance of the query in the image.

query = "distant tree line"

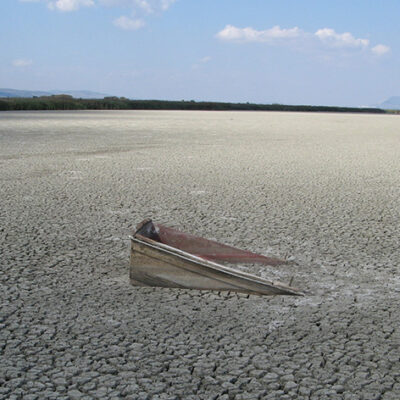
[0,94,387,113]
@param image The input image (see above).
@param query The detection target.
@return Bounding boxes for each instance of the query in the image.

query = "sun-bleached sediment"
[1,110,399,399]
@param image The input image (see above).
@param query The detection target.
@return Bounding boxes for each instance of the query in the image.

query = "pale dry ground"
[1,110,400,400]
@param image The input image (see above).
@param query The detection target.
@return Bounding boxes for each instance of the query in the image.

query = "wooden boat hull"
[130,220,303,296]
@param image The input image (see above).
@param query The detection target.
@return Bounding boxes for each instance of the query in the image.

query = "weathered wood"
[130,220,303,296]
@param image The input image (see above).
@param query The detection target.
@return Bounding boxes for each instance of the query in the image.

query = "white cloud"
[216,25,301,43]
[47,0,94,12]
[19,0,93,9]
[23,0,175,14]
[315,28,369,48]
[132,0,153,13]
[160,0,176,10]
[133,0,176,12]
[99,0,175,13]
[217,24,389,60]
[113,15,145,30]
[200,56,211,63]
[108,0,175,30]
[12,59,33,67]
[192,56,211,69]
[371,44,390,56]
[25,0,176,29]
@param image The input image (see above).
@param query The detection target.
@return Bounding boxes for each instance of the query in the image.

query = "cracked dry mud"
[1,110,399,400]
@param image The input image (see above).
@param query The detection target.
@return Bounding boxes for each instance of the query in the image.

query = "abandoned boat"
[130,219,303,296]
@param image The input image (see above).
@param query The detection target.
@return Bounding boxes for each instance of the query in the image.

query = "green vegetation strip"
[0,95,387,113]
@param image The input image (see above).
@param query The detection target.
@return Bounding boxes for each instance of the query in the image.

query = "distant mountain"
[0,88,109,99]
[378,96,400,110]
[51,90,110,99]
[0,88,50,98]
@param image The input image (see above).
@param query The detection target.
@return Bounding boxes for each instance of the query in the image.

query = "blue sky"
[1,0,399,106]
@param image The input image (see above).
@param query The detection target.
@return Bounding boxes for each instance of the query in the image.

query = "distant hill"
[0,88,50,98]
[0,88,109,99]
[51,90,110,99]
[378,96,400,110]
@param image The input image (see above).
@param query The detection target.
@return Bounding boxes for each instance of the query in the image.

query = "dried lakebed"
[1,110,400,400]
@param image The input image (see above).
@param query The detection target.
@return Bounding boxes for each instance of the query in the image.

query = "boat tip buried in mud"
[129,219,303,296]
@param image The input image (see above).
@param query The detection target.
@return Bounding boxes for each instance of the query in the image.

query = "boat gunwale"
[130,234,303,296]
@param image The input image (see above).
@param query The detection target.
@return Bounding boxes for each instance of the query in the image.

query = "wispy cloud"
[113,15,145,30]
[47,0,94,12]
[216,25,301,43]
[371,44,390,56]
[19,0,94,11]
[105,0,177,31]
[160,0,176,11]
[129,0,153,14]
[200,56,211,63]
[216,24,390,57]
[98,0,176,13]
[315,28,369,48]
[20,0,177,18]
[20,0,176,33]
[12,58,33,67]
[192,56,211,70]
